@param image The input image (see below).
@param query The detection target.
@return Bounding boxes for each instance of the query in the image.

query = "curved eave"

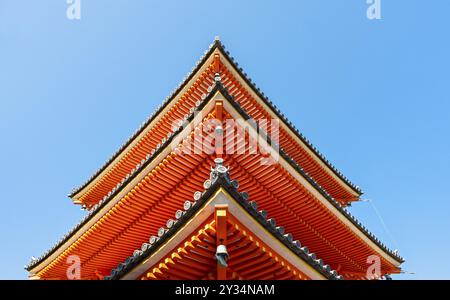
[212,42,362,198]
[107,175,341,280]
[69,39,361,205]
[27,83,402,276]
[216,85,403,265]
[26,84,220,273]
[68,40,221,200]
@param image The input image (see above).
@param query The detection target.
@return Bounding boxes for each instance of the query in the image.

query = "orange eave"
[29,91,401,280]
[70,40,361,209]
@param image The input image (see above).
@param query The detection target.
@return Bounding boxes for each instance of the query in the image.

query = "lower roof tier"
[109,177,339,280]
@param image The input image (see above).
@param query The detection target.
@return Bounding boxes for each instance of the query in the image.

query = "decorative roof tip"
[214,157,224,167]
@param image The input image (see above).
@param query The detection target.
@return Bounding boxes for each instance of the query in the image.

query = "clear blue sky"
[1,0,449,279]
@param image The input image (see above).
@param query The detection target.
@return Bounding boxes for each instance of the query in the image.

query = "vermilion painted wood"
[76,53,358,209]
[140,216,306,280]
[38,106,394,280]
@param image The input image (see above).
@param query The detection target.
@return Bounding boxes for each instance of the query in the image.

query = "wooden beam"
[215,205,228,280]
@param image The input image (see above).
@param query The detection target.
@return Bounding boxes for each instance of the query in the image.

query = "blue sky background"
[1,0,449,279]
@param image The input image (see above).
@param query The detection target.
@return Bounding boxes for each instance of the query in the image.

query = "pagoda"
[25,39,404,280]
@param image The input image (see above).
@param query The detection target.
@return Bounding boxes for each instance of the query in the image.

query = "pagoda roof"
[69,38,361,208]
[26,83,403,280]
[105,162,342,280]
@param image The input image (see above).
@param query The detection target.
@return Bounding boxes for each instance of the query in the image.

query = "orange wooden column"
[214,53,221,73]
[215,205,228,280]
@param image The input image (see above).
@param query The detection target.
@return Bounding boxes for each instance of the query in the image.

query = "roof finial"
[214,157,224,168]
[214,35,221,42]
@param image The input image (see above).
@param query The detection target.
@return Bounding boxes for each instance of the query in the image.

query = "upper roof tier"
[69,38,362,208]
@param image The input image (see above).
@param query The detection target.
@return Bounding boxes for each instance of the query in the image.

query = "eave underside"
[71,41,360,209]
[29,102,399,280]
[133,217,314,280]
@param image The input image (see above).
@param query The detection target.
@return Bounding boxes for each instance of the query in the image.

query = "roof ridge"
[213,41,362,195]
[69,38,223,198]
[214,84,404,263]
[25,82,225,271]
[106,159,343,280]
